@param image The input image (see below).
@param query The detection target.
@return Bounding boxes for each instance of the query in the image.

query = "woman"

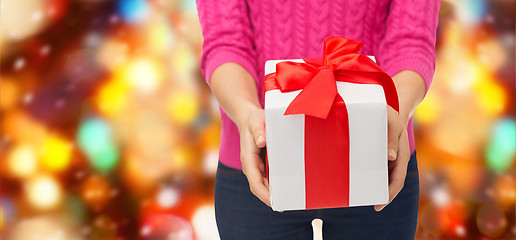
[196,0,440,239]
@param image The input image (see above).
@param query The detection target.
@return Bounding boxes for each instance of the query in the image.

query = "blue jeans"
[214,152,419,240]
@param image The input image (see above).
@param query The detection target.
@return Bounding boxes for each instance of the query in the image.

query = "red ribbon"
[264,37,399,115]
[264,37,399,209]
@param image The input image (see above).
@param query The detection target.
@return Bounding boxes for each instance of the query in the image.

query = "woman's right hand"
[237,106,271,207]
[209,62,270,206]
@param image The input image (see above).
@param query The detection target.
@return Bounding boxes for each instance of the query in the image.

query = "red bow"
[264,37,399,118]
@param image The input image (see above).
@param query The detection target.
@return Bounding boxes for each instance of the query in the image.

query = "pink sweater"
[196,0,440,170]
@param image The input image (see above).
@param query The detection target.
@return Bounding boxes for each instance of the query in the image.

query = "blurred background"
[0,0,514,239]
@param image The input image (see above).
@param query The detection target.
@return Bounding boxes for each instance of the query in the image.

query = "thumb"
[250,120,266,148]
[387,107,401,161]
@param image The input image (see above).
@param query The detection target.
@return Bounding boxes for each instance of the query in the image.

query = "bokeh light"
[95,77,131,116]
[486,118,516,172]
[455,0,486,25]
[141,213,193,240]
[202,149,219,175]
[0,0,47,42]
[167,91,200,125]
[64,48,104,81]
[96,38,129,70]
[474,77,507,116]
[24,175,62,210]
[77,117,119,172]
[146,16,175,54]
[92,214,117,239]
[157,186,180,208]
[7,215,76,240]
[493,175,516,206]
[420,203,447,236]
[39,134,72,172]
[414,93,441,126]
[123,57,164,94]
[117,0,150,23]
[80,175,112,209]
[476,203,507,238]
[171,45,196,74]
[191,205,219,240]
[0,78,19,110]
[7,145,38,178]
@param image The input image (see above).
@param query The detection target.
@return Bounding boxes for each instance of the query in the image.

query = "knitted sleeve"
[376,0,440,94]
[196,0,258,85]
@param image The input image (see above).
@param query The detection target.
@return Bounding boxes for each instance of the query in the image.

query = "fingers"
[374,160,406,211]
[387,106,402,161]
[241,153,271,206]
[375,130,411,212]
[240,120,271,207]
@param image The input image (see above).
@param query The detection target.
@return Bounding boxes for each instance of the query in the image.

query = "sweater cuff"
[381,57,435,95]
[202,47,258,85]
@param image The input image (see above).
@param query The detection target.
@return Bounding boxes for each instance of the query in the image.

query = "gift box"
[263,37,399,211]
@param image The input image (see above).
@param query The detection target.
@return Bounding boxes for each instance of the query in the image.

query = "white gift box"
[264,57,389,211]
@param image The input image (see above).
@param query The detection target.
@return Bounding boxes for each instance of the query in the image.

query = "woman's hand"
[210,62,270,206]
[236,106,271,207]
[374,106,410,211]
[374,70,426,211]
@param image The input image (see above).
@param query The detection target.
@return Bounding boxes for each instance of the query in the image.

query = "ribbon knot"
[283,66,337,118]
[264,37,399,119]
[318,65,334,71]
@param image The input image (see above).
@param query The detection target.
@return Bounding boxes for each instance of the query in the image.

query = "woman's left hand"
[374,103,411,211]
[374,70,426,211]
